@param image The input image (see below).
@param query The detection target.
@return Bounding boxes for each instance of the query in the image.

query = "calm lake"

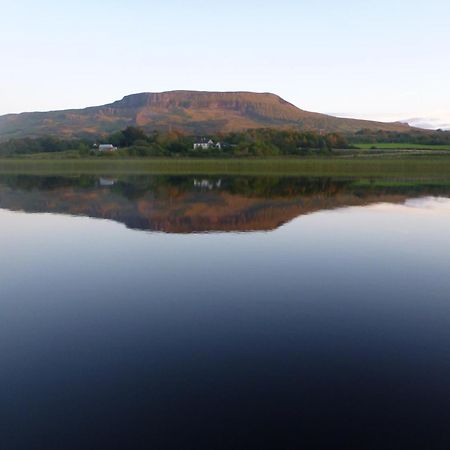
[1,173,450,449]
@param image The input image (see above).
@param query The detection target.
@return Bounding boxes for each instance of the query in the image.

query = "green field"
[2,157,450,177]
[355,143,450,150]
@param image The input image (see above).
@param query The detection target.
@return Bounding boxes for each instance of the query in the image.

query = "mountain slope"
[0,91,413,141]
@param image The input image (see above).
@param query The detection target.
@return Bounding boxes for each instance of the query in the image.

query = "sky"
[1,0,449,128]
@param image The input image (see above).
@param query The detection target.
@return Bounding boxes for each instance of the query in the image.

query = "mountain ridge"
[0,90,413,141]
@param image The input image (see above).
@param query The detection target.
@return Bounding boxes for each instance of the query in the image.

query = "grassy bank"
[2,157,450,177]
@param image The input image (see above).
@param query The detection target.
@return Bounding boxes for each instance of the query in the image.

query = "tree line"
[349,128,450,146]
[1,126,449,157]
[0,127,349,157]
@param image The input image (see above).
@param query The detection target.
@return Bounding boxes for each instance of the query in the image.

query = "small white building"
[193,139,221,150]
[97,144,118,152]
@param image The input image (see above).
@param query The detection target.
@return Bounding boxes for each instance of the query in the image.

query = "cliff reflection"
[0,174,449,233]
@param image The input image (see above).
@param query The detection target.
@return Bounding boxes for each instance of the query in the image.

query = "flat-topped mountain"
[0,90,412,141]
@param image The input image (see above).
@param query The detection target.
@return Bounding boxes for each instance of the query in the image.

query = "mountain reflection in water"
[1,174,450,233]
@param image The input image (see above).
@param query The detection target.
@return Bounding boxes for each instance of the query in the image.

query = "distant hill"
[0,91,413,141]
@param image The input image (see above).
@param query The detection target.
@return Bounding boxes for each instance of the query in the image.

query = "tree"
[121,127,148,146]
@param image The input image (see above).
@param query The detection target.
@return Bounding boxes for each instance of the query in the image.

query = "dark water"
[1,174,450,449]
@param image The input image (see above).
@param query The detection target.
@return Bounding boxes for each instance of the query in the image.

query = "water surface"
[1,174,450,449]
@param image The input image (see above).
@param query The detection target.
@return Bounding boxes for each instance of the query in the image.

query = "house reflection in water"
[193,179,222,190]
[99,178,117,187]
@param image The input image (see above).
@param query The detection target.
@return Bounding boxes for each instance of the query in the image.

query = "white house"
[193,139,221,150]
[97,144,117,152]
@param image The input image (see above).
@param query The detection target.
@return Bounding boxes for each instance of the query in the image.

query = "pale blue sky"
[1,0,449,128]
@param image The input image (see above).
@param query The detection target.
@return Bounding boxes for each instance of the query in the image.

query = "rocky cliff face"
[0,91,412,141]
[112,91,304,119]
